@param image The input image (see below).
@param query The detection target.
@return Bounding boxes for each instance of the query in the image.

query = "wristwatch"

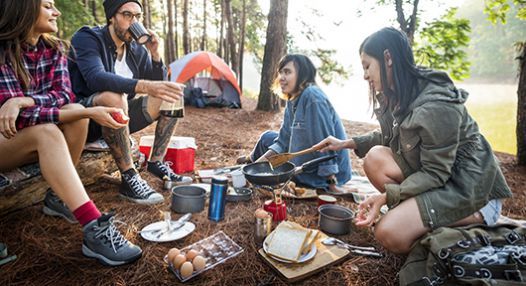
[326,176,338,185]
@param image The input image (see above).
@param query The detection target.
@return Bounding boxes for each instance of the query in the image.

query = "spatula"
[267,144,327,168]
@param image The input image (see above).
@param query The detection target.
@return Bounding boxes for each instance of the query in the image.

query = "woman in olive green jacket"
[314,27,512,254]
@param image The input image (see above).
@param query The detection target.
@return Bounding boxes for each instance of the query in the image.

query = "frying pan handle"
[297,154,337,173]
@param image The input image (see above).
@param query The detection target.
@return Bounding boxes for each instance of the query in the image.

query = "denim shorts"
[479,199,502,226]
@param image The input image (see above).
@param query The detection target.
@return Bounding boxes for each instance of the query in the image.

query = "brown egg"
[185,249,199,261]
[167,248,180,262]
[172,254,186,269]
[180,261,194,278]
[192,255,207,271]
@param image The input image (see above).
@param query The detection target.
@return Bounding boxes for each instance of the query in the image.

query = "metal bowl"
[171,185,206,213]
[226,187,252,202]
[318,204,354,235]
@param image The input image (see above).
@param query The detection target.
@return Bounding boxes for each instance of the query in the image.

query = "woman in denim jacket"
[314,27,512,254]
[238,54,351,192]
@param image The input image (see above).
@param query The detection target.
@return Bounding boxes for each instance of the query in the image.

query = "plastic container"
[139,136,197,174]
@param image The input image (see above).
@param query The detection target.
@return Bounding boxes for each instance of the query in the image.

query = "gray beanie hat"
[103,0,142,20]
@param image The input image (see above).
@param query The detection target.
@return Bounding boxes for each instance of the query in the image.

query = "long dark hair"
[359,27,424,114]
[0,0,65,90]
[273,54,317,100]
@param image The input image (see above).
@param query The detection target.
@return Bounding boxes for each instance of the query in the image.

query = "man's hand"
[136,80,185,103]
[145,29,160,62]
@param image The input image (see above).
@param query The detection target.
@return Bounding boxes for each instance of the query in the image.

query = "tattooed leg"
[102,126,134,172]
[150,115,178,162]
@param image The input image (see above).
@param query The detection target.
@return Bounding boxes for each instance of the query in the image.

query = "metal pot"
[318,204,354,235]
[171,185,206,213]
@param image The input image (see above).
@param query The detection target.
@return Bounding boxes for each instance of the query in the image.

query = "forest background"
[55,0,526,163]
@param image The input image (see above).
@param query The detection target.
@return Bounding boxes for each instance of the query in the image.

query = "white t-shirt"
[115,46,134,79]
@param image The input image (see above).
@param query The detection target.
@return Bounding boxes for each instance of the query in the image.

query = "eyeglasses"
[116,11,143,21]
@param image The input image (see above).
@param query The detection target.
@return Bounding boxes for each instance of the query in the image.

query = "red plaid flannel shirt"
[0,40,74,130]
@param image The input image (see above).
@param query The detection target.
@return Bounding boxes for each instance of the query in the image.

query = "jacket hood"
[410,69,469,109]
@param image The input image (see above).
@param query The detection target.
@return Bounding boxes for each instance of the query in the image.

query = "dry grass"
[0,98,523,285]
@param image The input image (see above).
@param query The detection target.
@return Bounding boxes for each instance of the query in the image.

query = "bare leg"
[0,124,89,210]
[150,116,178,161]
[59,104,89,166]
[141,96,179,162]
[93,92,134,171]
[363,146,484,254]
[363,146,405,192]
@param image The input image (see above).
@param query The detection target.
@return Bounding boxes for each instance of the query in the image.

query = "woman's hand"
[313,136,352,152]
[0,97,34,139]
[87,107,127,129]
[354,193,387,227]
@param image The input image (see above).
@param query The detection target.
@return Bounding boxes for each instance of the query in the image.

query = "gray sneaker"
[42,190,78,224]
[82,213,142,266]
[119,172,164,205]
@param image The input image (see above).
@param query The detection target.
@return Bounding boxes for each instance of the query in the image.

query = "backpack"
[399,224,526,285]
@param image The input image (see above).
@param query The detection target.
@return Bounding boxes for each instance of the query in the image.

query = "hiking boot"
[42,189,78,224]
[82,213,142,266]
[147,161,193,185]
[119,171,164,205]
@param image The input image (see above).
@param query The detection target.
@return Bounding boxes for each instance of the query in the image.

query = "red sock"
[73,200,102,226]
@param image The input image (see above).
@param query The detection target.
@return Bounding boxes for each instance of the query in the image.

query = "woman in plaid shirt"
[0,0,143,266]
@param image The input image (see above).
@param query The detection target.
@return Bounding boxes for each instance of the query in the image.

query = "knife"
[139,213,191,236]
[155,213,192,239]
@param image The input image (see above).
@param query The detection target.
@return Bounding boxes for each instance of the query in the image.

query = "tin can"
[208,176,228,221]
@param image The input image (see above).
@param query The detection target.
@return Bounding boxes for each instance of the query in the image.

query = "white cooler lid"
[139,136,197,149]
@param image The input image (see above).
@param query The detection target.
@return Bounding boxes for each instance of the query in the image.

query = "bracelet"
[326,177,338,185]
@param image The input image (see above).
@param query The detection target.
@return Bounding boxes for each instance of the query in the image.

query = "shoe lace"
[101,217,128,253]
[128,174,153,197]
[158,161,180,180]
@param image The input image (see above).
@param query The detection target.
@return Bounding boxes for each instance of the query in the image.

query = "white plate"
[262,232,317,263]
[140,221,195,242]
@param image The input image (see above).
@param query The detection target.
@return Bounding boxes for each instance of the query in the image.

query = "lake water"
[320,78,518,154]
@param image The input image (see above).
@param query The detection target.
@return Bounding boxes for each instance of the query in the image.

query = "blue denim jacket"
[269,85,351,188]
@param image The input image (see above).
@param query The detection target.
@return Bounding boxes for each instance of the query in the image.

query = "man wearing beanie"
[63,0,192,209]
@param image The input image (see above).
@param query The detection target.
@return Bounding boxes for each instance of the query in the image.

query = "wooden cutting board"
[258,233,350,282]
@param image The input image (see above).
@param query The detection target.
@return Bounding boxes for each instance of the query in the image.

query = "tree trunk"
[257,0,288,112]
[91,0,98,23]
[218,0,225,58]
[183,0,190,54]
[225,0,238,75]
[174,0,179,59]
[200,0,207,51]
[142,0,151,29]
[166,0,176,63]
[394,0,419,45]
[238,0,246,92]
[517,43,526,165]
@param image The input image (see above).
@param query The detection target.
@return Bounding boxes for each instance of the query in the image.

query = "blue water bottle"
[208,176,228,221]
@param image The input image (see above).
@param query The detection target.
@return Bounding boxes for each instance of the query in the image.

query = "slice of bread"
[266,222,311,262]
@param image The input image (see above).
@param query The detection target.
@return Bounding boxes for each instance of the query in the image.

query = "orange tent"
[169,51,241,96]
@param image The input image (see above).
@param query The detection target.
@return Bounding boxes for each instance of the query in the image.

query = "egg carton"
[166,231,244,282]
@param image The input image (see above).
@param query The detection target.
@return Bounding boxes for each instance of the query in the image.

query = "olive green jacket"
[352,70,512,228]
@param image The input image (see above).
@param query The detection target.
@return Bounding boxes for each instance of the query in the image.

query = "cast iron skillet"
[242,154,337,186]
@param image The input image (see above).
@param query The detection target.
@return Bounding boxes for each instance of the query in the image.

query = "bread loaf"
[266,222,311,262]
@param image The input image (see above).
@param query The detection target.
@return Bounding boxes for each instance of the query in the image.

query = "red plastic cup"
[318,195,337,207]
